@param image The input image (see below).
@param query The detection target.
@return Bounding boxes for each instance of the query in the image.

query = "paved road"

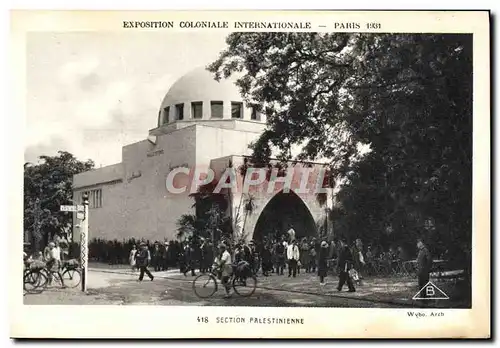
[24,267,468,308]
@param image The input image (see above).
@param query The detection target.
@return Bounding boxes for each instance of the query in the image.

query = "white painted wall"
[72,123,269,243]
[195,125,262,167]
[73,126,198,242]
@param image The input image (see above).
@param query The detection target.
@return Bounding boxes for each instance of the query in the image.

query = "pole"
[80,200,89,292]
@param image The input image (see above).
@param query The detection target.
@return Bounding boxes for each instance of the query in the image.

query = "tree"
[176,178,233,245]
[176,214,199,241]
[24,151,94,251]
[209,33,472,257]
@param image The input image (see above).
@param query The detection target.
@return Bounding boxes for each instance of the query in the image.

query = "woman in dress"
[129,245,138,272]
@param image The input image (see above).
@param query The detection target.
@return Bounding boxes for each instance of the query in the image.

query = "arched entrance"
[252,190,318,242]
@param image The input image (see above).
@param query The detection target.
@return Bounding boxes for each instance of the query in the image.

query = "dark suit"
[318,247,329,283]
[417,246,433,295]
[337,245,355,292]
[183,246,196,276]
[137,249,153,281]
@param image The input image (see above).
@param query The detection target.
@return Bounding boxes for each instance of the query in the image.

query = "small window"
[163,106,170,124]
[211,101,223,118]
[231,102,243,119]
[191,101,203,119]
[251,107,259,120]
[175,104,184,120]
[82,189,102,209]
[157,110,162,127]
[96,190,101,208]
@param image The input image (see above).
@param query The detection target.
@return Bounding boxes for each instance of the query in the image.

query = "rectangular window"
[191,101,203,119]
[82,189,102,208]
[163,106,170,124]
[251,107,259,120]
[231,102,243,119]
[211,101,223,118]
[96,189,102,208]
[175,104,184,120]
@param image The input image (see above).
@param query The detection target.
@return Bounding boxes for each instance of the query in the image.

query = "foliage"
[176,179,233,244]
[176,214,200,240]
[24,151,95,251]
[209,33,472,257]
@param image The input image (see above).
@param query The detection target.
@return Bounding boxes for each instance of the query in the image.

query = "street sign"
[60,205,85,212]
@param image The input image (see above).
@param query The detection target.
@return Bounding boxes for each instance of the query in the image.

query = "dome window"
[175,103,184,120]
[163,106,170,124]
[211,101,223,118]
[251,107,259,120]
[231,102,243,119]
[191,101,203,119]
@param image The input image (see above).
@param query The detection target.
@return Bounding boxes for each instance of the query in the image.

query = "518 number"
[366,23,381,29]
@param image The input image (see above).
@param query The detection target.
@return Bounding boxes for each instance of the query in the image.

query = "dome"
[154,66,264,129]
[159,66,243,114]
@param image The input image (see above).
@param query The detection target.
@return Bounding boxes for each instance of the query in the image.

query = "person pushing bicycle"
[213,243,233,298]
[45,242,65,287]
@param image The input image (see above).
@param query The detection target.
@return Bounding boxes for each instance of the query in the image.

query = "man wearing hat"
[286,239,300,278]
[162,241,170,271]
[336,239,355,292]
[136,242,154,281]
[318,241,330,285]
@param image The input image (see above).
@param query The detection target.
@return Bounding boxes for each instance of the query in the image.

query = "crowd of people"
[25,230,452,299]
[88,238,184,269]
[116,227,441,295]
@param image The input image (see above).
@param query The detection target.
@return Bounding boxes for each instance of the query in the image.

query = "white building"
[73,67,332,243]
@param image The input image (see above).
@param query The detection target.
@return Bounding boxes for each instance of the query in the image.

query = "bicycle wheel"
[232,275,257,297]
[23,270,47,294]
[62,268,81,288]
[192,273,218,299]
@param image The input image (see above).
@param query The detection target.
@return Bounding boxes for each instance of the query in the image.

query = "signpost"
[80,198,89,292]
[60,195,89,292]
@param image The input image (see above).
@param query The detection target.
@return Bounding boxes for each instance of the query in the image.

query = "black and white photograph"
[11,10,490,339]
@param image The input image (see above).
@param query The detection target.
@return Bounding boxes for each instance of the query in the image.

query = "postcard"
[10,10,490,339]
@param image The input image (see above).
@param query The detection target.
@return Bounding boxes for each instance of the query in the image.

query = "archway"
[252,190,318,242]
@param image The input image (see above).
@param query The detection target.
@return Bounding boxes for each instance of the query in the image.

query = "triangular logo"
[412,281,449,300]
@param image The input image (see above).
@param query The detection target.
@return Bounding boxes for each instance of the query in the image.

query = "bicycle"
[23,259,82,293]
[192,262,257,299]
[23,264,47,294]
[60,259,82,288]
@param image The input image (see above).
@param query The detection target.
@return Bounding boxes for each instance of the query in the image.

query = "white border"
[2,2,496,344]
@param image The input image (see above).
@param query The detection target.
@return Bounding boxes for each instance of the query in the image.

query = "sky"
[25,31,228,167]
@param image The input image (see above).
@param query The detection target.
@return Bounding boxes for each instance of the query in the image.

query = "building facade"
[72,67,332,243]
